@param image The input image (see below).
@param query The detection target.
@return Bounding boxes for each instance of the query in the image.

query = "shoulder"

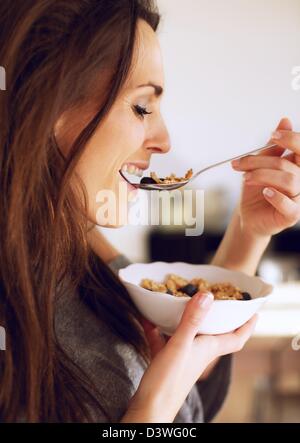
[107,254,132,274]
[54,279,147,422]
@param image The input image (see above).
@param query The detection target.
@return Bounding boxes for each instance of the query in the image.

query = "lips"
[118,163,143,191]
[121,161,149,176]
[120,163,143,177]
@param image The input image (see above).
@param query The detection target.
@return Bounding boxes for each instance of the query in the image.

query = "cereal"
[168,274,188,288]
[150,172,161,184]
[209,282,243,300]
[166,278,177,293]
[172,290,185,298]
[185,168,193,180]
[140,278,167,293]
[190,278,210,292]
[140,274,252,301]
[140,169,193,185]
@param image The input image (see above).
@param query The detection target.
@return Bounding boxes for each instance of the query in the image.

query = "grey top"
[54,255,232,423]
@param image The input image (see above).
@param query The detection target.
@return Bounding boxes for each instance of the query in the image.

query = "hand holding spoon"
[119,143,278,191]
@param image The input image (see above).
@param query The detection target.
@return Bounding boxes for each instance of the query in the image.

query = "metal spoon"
[119,143,278,191]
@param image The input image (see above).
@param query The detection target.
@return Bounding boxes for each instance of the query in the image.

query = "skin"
[59,20,300,422]
[233,118,300,237]
[65,19,170,227]
[122,118,300,421]
[212,118,300,276]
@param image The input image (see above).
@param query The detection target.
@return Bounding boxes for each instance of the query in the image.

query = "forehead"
[126,19,164,88]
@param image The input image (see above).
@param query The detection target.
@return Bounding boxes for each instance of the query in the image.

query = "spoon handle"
[191,143,278,182]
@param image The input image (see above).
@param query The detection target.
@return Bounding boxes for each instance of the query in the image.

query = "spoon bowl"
[120,143,278,191]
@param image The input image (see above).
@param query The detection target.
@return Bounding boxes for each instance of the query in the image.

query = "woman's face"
[58,19,170,227]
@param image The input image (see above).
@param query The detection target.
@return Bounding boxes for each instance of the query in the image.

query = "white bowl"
[119,262,273,335]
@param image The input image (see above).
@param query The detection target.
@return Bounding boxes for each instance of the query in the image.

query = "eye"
[133,104,152,119]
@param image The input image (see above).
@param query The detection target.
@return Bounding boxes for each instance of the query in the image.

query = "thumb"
[139,317,166,358]
[173,291,214,346]
[263,117,292,158]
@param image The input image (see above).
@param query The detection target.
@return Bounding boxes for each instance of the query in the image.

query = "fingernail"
[263,187,275,198]
[271,131,282,140]
[196,291,214,307]
[231,159,240,168]
[243,172,252,181]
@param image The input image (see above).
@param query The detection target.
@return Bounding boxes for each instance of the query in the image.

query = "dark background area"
[149,227,300,265]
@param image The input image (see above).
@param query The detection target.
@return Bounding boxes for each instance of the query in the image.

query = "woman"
[0,0,300,423]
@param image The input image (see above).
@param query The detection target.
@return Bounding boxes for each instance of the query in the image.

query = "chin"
[99,222,124,229]
[94,200,131,228]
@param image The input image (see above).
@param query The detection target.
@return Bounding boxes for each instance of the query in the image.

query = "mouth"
[119,161,149,185]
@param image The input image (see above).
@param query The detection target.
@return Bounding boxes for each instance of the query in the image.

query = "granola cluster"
[140,169,193,185]
[140,274,252,301]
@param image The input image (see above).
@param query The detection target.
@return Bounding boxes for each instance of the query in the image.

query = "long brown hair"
[0,0,160,422]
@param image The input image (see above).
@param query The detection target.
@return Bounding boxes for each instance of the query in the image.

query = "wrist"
[238,217,271,247]
[121,391,174,423]
[212,208,271,275]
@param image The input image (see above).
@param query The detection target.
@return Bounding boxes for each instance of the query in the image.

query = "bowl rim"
[119,261,274,303]
[124,280,272,304]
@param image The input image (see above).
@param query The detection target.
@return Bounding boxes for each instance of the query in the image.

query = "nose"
[145,118,171,155]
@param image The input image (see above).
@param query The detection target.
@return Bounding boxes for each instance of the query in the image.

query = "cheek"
[80,110,144,173]
[106,110,146,157]
[74,110,145,219]
[94,111,146,168]
[128,122,145,151]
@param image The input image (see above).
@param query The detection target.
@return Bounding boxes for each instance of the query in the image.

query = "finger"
[172,292,214,347]
[283,151,300,168]
[284,152,297,163]
[146,328,167,358]
[278,152,300,168]
[244,168,300,198]
[233,314,259,337]
[161,332,171,343]
[271,130,300,164]
[139,318,167,357]
[214,314,258,356]
[139,317,157,332]
[262,187,300,225]
[232,154,299,173]
[262,117,292,157]
[232,119,289,171]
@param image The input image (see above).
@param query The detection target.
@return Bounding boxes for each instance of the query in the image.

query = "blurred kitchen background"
[101,0,300,422]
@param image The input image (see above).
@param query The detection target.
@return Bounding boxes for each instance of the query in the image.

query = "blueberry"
[140,177,156,184]
[242,292,252,300]
[180,284,198,297]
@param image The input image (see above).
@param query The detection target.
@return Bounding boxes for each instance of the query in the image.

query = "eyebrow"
[137,82,164,97]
